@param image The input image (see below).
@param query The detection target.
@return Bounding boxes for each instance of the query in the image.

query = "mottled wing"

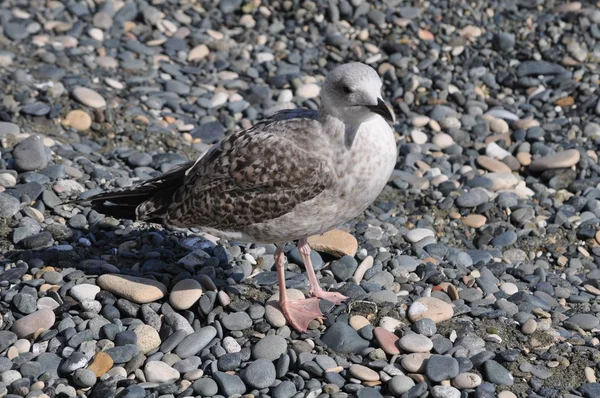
[164,116,334,230]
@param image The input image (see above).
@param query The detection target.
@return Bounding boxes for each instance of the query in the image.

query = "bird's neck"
[318,112,362,150]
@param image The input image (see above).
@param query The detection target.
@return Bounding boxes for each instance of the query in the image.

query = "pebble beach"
[1,1,600,398]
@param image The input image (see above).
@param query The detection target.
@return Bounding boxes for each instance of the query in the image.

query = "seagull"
[82,62,397,332]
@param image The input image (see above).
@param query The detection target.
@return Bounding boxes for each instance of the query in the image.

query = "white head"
[319,62,395,125]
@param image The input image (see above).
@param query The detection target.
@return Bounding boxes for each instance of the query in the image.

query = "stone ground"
[1,1,600,398]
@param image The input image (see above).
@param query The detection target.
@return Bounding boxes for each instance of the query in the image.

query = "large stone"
[11,309,55,338]
[408,297,454,323]
[97,274,167,304]
[307,230,358,257]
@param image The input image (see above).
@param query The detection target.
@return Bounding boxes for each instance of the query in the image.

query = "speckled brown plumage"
[161,112,336,231]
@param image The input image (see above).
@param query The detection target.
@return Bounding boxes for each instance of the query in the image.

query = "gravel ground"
[1,1,600,398]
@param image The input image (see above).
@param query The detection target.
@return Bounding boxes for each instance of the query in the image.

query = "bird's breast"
[336,117,397,211]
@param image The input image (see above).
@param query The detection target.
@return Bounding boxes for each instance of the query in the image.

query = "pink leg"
[298,238,348,305]
[275,245,322,332]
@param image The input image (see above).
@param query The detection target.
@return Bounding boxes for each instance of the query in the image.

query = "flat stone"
[398,334,433,353]
[374,327,400,355]
[349,364,379,381]
[169,279,203,310]
[87,352,114,377]
[144,361,180,383]
[462,214,486,228]
[567,314,599,330]
[405,228,435,243]
[477,155,513,174]
[408,297,454,323]
[11,309,55,338]
[97,274,167,304]
[72,87,107,108]
[221,312,252,331]
[529,149,580,172]
[308,230,358,257]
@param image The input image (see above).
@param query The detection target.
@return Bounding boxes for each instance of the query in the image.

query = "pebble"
[63,110,92,131]
[307,229,358,257]
[408,297,454,323]
[252,335,287,360]
[349,364,379,381]
[97,274,167,304]
[169,279,203,310]
[11,309,55,338]
[405,228,435,243]
[425,355,460,382]
[134,325,161,353]
[529,149,581,172]
[72,87,107,108]
[398,334,433,353]
[144,361,180,383]
[243,358,276,389]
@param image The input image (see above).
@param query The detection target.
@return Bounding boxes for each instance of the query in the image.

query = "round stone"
[242,358,276,389]
[388,375,415,396]
[72,87,107,108]
[134,325,161,354]
[425,355,459,382]
[432,132,454,149]
[252,335,287,360]
[64,110,92,131]
[73,368,97,388]
[169,279,203,310]
[193,378,218,396]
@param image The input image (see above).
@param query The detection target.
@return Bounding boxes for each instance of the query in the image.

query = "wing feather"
[164,117,334,230]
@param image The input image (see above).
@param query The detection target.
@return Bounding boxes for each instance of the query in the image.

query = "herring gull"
[82,62,398,332]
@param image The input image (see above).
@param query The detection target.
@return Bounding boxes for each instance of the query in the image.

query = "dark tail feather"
[76,161,194,223]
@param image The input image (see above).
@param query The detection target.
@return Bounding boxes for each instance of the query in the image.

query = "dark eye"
[342,85,353,94]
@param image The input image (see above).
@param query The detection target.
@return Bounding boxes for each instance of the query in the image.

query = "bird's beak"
[366,98,395,124]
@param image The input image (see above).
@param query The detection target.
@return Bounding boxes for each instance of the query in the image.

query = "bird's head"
[320,62,395,126]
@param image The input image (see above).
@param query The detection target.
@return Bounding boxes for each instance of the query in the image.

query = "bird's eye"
[342,85,353,94]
